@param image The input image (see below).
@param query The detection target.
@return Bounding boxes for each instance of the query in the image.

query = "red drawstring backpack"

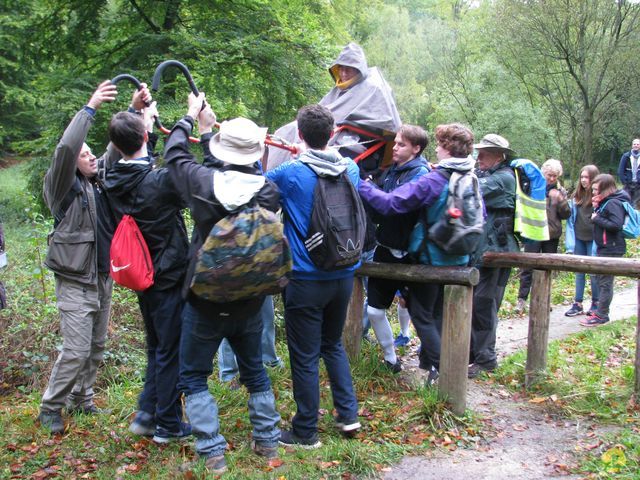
[110,214,154,291]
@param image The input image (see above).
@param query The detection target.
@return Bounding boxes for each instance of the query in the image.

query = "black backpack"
[295,167,366,271]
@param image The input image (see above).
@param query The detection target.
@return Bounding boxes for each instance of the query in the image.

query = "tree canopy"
[3,0,640,191]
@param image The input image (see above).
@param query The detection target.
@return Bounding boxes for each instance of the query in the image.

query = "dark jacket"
[43,108,119,285]
[164,116,280,311]
[371,156,429,250]
[593,190,629,256]
[103,153,189,291]
[471,162,520,266]
[546,183,571,240]
[618,150,640,186]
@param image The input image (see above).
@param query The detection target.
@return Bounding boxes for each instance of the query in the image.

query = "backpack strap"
[54,177,85,228]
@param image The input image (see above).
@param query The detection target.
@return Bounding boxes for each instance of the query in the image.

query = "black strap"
[54,177,85,228]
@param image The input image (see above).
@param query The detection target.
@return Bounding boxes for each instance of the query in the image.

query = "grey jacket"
[43,109,118,285]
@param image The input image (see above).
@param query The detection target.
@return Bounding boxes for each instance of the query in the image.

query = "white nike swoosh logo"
[111,260,131,272]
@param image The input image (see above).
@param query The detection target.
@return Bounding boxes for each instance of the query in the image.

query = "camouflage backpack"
[190,202,292,303]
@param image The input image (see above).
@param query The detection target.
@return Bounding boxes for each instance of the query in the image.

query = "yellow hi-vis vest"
[513,169,550,241]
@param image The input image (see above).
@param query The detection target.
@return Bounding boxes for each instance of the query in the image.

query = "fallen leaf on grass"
[529,396,547,404]
[268,458,284,468]
[601,446,626,467]
[319,460,340,468]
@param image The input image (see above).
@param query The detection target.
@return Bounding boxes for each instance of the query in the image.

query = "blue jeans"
[179,300,280,458]
[136,284,184,431]
[283,277,359,439]
[218,296,282,382]
[573,239,599,303]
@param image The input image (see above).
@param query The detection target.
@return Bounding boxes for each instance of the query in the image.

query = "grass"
[493,317,640,478]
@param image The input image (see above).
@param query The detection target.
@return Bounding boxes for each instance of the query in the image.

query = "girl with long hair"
[564,165,600,317]
[579,174,629,326]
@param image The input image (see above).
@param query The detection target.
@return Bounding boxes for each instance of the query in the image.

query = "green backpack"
[190,203,292,303]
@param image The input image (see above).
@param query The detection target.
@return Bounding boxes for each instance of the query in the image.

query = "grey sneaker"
[129,411,156,437]
[251,440,279,458]
[204,455,227,474]
[564,302,584,317]
[468,362,497,379]
[38,409,64,434]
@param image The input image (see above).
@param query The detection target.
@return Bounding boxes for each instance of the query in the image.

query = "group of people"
[510,140,637,328]
[34,47,635,474]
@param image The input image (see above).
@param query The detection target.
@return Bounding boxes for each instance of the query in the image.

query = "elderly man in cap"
[468,134,520,379]
[164,93,281,473]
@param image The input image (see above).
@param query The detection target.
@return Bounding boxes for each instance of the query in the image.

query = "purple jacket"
[359,169,449,215]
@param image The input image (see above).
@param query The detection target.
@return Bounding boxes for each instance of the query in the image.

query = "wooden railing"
[344,254,640,415]
[483,252,640,391]
[343,263,479,415]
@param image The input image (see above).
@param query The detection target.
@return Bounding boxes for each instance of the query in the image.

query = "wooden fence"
[344,253,640,415]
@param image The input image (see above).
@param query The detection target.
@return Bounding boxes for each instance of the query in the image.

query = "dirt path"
[384,286,637,480]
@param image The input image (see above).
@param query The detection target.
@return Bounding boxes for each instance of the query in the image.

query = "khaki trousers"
[41,273,112,411]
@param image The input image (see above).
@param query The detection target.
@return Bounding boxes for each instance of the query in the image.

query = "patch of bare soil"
[383,287,637,480]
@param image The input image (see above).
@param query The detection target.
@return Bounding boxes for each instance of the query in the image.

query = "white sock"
[367,306,397,363]
[397,305,411,338]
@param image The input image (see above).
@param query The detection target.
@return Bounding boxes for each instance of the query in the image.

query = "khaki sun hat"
[209,117,268,166]
[473,133,515,155]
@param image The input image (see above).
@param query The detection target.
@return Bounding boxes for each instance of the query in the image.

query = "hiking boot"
[579,313,609,327]
[564,302,584,317]
[393,333,411,348]
[514,298,526,314]
[335,415,361,434]
[468,362,496,379]
[38,409,64,434]
[204,455,227,474]
[384,359,402,373]
[251,440,279,458]
[152,422,192,444]
[586,302,599,316]
[279,430,322,449]
[425,366,439,387]
[129,411,156,437]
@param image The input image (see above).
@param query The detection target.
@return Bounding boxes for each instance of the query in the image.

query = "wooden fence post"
[525,269,552,388]
[343,276,364,361]
[439,284,473,415]
[635,280,640,395]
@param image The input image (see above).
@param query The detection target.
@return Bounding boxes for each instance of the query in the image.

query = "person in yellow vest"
[515,159,570,313]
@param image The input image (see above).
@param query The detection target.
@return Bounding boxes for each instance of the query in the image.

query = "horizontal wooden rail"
[483,252,640,277]
[356,262,480,286]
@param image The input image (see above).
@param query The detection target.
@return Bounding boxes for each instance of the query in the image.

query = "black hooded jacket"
[593,189,630,257]
[103,156,189,291]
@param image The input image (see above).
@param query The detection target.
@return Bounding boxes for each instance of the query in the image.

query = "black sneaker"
[468,362,496,379]
[38,409,64,434]
[152,422,192,444]
[279,430,322,449]
[564,302,584,317]
[586,302,599,316]
[251,440,279,458]
[335,416,361,433]
[384,359,402,373]
[129,411,156,437]
[425,366,439,387]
